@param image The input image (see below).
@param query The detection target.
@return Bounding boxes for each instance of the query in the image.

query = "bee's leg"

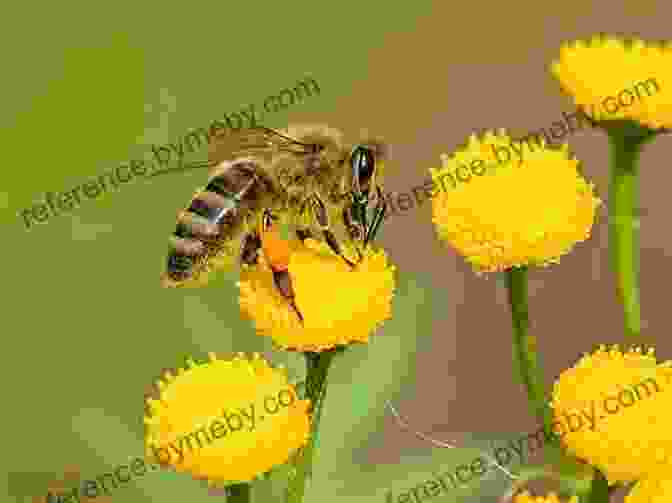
[348,187,371,237]
[239,208,278,267]
[342,205,364,242]
[357,192,369,231]
[368,165,377,205]
[246,211,304,324]
[261,208,280,230]
[295,228,314,242]
[272,270,304,323]
[239,230,262,266]
[341,205,364,262]
[308,193,357,268]
[363,186,387,247]
[339,158,349,196]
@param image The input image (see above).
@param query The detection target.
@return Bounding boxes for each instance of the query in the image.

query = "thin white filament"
[384,400,518,481]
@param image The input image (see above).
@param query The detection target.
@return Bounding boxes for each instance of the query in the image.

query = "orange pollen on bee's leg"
[261,228,291,271]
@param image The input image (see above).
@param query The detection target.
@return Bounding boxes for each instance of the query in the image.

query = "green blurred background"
[3,1,671,502]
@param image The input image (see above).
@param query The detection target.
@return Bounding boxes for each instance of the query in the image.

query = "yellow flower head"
[551,344,672,484]
[430,130,600,273]
[626,476,672,503]
[144,353,310,486]
[551,35,672,129]
[513,491,578,503]
[238,238,396,352]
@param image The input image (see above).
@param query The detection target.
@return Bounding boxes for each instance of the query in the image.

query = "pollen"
[238,238,396,352]
[261,226,292,271]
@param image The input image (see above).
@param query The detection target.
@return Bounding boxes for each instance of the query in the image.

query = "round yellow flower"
[430,130,600,273]
[144,352,310,486]
[550,345,672,484]
[513,491,578,503]
[238,238,396,352]
[626,476,672,503]
[551,35,672,129]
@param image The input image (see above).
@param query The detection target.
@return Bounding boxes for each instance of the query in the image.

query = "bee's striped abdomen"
[164,187,250,283]
[175,214,219,239]
[205,176,232,197]
[162,160,272,287]
[187,192,235,223]
[170,236,205,256]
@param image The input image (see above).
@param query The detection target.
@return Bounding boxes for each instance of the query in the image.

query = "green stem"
[606,121,656,339]
[508,462,593,500]
[506,465,608,503]
[504,267,551,431]
[224,482,251,502]
[284,348,342,503]
[584,468,609,503]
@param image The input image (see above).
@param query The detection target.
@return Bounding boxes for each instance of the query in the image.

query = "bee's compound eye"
[351,146,375,189]
[240,233,262,266]
[261,211,274,232]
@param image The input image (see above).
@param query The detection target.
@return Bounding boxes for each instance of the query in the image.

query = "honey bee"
[161,124,388,288]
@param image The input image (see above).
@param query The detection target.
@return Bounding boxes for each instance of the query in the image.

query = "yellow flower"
[551,35,672,129]
[626,476,672,502]
[238,238,396,352]
[550,345,672,484]
[429,130,600,273]
[144,353,310,486]
[513,491,578,503]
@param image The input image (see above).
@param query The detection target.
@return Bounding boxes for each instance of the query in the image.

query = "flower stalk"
[225,483,252,502]
[505,266,551,431]
[605,120,658,339]
[285,348,343,503]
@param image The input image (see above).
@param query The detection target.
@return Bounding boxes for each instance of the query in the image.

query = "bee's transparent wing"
[208,127,319,176]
